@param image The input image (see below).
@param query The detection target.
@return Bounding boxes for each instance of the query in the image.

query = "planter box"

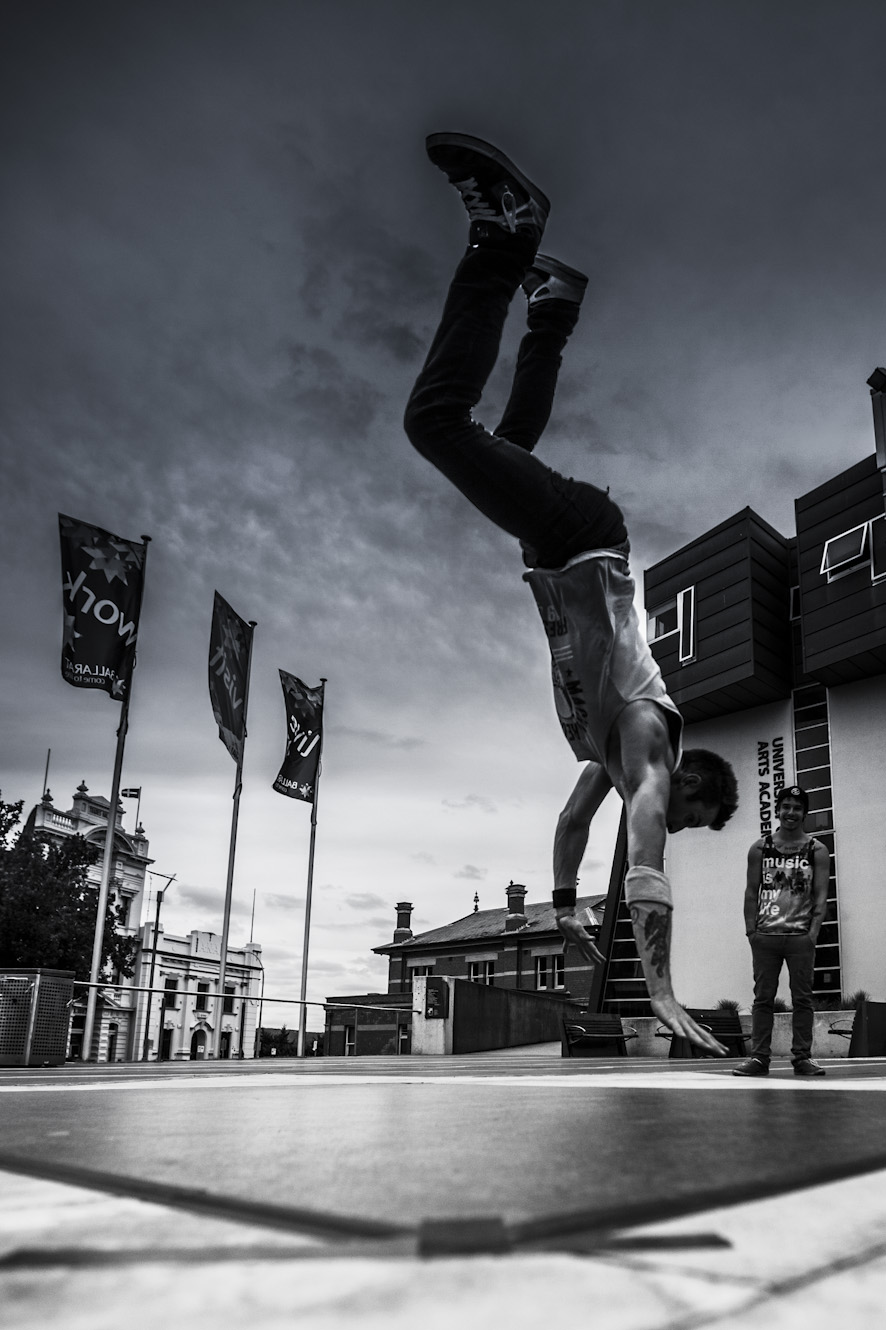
[619,1011,854,1059]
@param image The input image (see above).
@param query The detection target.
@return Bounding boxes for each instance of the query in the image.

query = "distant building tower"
[31,781,153,943]
[29,782,154,1059]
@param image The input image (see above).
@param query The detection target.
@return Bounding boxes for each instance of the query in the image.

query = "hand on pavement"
[651,994,728,1056]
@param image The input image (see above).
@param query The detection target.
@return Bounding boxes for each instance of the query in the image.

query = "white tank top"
[523,550,683,767]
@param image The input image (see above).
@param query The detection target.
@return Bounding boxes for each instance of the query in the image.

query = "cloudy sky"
[2,1,885,1018]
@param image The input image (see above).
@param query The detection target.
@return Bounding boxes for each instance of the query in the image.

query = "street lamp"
[141,871,176,1061]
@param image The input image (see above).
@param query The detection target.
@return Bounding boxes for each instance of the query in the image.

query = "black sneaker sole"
[532,254,588,286]
[426,132,551,216]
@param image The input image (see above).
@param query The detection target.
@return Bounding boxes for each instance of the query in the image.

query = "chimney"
[504,880,528,931]
[393,901,413,943]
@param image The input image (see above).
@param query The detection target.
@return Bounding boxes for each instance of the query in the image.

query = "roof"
[373,894,606,955]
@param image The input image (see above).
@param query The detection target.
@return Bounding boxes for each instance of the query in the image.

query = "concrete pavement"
[3,1051,886,1328]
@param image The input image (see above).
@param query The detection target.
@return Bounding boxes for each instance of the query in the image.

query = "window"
[647,598,677,642]
[467,960,495,985]
[535,955,565,990]
[647,585,696,662]
[872,514,886,582]
[162,978,179,1010]
[195,982,210,1012]
[789,585,801,620]
[677,586,696,663]
[820,522,870,582]
[223,985,236,1014]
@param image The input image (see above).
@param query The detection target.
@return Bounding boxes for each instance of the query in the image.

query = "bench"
[830,1000,886,1057]
[561,1015,638,1058]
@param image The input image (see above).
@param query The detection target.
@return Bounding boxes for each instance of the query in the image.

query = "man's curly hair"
[680,748,738,831]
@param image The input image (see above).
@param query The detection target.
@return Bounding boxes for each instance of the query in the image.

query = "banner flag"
[208,592,254,763]
[120,788,141,798]
[58,513,147,700]
[273,672,324,803]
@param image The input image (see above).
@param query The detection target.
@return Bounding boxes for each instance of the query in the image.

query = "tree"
[0,795,137,979]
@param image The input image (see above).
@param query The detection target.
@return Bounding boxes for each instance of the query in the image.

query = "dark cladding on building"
[641,369,886,1013]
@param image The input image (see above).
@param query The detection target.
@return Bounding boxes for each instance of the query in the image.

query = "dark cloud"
[263,893,306,912]
[443,794,498,814]
[454,865,487,881]
[177,883,249,916]
[3,0,886,1015]
[343,892,389,911]
[333,727,425,751]
[281,342,385,443]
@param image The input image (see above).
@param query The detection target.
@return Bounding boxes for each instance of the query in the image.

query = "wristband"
[624,866,673,909]
[552,887,577,909]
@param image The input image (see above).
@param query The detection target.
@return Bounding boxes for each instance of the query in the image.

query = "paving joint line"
[5,1144,886,1261]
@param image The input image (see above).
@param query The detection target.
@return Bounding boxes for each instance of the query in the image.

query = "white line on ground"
[2,1071,885,1092]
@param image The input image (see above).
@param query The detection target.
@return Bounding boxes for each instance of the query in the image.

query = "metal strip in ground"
[510,1150,886,1246]
[0,1152,412,1243]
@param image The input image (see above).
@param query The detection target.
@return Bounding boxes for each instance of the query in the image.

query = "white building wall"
[665,700,795,1009]
[133,928,263,1060]
[827,676,886,1001]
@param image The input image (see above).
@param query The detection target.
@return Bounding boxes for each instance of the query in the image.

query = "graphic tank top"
[755,835,816,934]
[523,550,683,767]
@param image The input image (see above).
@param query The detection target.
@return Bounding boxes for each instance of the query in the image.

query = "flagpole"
[80,536,151,1062]
[297,678,326,1059]
[211,620,257,1059]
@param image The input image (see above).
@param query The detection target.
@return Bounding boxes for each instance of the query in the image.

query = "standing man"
[404,132,738,1056]
[734,785,830,1077]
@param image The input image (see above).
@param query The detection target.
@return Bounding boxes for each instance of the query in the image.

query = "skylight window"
[647,598,677,642]
[820,522,870,583]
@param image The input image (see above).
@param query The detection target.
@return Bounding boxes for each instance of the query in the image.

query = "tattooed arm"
[630,901,728,1056]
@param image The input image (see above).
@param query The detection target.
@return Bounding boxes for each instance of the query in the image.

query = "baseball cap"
[775,785,809,816]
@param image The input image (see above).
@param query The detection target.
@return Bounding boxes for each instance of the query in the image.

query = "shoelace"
[453,176,518,232]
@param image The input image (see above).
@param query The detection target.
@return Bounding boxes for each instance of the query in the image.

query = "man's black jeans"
[404,239,628,569]
[749,932,816,1063]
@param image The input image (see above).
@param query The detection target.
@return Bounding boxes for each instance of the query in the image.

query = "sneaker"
[426,132,549,248]
[732,1056,769,1077]
[522,254,588,308]
[793,1059,826,1077]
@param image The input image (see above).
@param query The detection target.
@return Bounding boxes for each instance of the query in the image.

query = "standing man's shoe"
[522,255,588,308]
[426,132,549,250]
[793,1059,826,1077]
[732,1056,769,1077]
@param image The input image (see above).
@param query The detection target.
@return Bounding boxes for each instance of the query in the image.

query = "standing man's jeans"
[404,239,628,569]
[749,933,816,1063]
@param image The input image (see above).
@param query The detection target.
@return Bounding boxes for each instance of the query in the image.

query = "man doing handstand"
[404,133,738,1055]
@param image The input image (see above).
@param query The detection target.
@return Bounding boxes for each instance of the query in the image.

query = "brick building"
[324,882,604,1055]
